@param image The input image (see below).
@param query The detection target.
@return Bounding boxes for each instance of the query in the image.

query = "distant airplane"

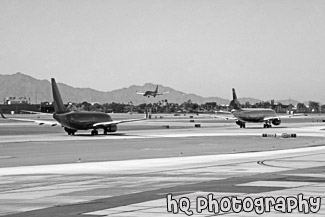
[214,88,301,128]
[1,78,147,135]
[136,85,169,98]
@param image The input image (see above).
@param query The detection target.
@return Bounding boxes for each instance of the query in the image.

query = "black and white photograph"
[0,0,325,216]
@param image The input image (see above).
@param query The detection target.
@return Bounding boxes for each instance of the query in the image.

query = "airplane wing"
[277,113,306,118]
[264,113,305,121]
[215,110,232,114]
[210,115,237,120]
[93,118,147,127]
[209,110,235,120]
[0,112,59,126]
[155,91,170,96]
[263,116,279,121]
[21,110,53,115]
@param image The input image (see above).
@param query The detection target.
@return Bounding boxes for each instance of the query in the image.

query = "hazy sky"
[1,0,325,102]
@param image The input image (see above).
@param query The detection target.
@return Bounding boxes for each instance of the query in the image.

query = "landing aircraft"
[215,88,298,128]
[136,85,169,98]
[1,78,147,135]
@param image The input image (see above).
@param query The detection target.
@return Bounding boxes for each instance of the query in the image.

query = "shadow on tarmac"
[72,133,127,137]
[244,126,288,129]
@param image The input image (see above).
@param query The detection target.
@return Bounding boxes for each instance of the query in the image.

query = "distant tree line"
[58,99,324,114]
[2,98,323,114]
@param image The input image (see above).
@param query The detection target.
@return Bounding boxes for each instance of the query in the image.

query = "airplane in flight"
[1,78,147,136]
[214,88,300,128]
[136,85,169,98]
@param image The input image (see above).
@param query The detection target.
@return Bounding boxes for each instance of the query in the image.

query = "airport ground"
[0,114,325,216]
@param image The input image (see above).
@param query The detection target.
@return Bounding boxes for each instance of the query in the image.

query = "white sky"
[1,0,325,102]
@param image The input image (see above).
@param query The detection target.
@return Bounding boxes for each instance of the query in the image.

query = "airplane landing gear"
[91,129,99,135]
[64,127,77,135]
[263,123,272,128]
[236,120,246,128]
[103,128,108,135]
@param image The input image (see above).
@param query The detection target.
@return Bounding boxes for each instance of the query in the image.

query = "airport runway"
[0,114,325,216]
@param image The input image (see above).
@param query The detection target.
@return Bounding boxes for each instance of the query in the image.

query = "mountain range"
[0,73,300,105]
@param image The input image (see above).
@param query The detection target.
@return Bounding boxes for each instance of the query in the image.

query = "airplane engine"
[272,119,281,126]
[236,120,243,126]
[108,124,117,132]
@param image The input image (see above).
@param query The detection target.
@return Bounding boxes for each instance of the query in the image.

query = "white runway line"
[237,181,317,188]
[285,173,325,178]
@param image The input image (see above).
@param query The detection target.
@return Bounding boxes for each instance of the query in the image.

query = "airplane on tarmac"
[136,85,169,98]
[214,88,300,128]
[1,78,147,136]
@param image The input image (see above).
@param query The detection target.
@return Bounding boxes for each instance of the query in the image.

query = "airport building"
[4,96,29,105]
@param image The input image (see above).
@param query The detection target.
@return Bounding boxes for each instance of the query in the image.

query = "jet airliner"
[1,78,147,135]
[136,85,169,98]
[215,88,300,128]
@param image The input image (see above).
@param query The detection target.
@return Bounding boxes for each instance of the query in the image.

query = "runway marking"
[257,160,291,169]
[284,173,325,178]
[237,181,317,188]
[257,160,325,170]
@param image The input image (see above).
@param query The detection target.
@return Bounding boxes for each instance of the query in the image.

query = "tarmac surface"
[0,113,325,216]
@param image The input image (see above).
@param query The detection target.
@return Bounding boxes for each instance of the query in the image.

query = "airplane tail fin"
[231,88,242,110]
[51,78,67,113]
[155,85,158,92]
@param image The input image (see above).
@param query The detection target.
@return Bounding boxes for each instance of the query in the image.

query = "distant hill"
[0,73,109,104]
[238,97,263,105]
[274,99,300,106]
[0,73,230,104]
[0,73,299,105]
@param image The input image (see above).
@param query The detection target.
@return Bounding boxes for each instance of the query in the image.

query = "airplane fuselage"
[53,111,112,130]
[144,91,157,97]
[232,108,276,123]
